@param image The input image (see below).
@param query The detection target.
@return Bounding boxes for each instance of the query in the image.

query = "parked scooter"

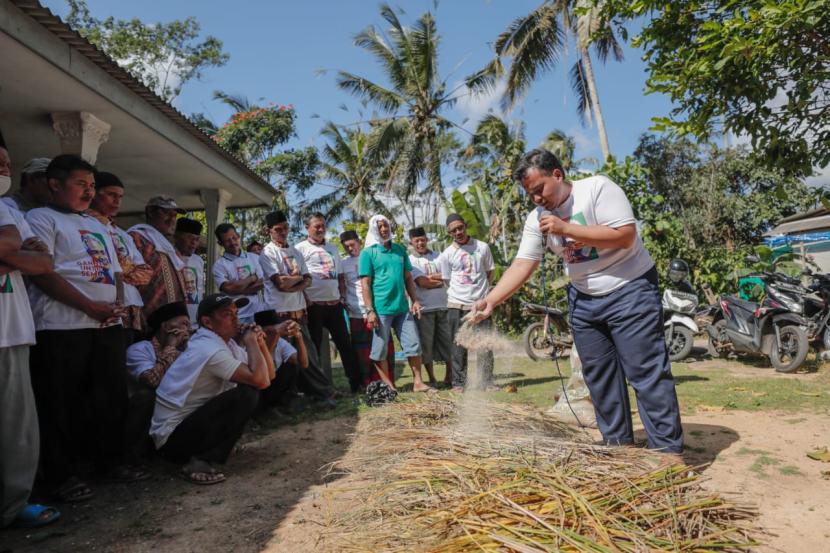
[521,301,573,361]
[707,271,810,372]
[662,259,699,361]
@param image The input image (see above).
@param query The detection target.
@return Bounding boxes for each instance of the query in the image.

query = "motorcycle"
[662,288,699,361]
[521,301,573,361]
[707,271,810,372]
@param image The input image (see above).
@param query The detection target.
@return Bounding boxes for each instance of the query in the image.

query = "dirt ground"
[4,400,829,552]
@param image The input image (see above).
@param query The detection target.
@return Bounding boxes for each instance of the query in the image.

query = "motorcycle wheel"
[523,322,552,362]
[769,325,809,373]
[707,320,729,358]
[666,325,694,362]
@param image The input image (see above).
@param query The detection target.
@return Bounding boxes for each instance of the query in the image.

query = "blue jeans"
[568,266,684,454]
[370,312,421,361]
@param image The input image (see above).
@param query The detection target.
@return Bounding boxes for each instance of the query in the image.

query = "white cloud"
[453,79,508,131]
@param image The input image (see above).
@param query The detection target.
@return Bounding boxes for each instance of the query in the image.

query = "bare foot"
[413,382,436,393]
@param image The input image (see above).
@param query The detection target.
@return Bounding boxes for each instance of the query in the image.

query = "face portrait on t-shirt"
[457,251,475,285]
[183,266,199,303]
[281,252,300,275]
[79,230,115,284]
[111,232,130,262]
[561,212,599,264]
[313,250,336,279]
[236,263,253,280]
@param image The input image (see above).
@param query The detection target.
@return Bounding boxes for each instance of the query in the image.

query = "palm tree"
[303,122,392,221]
[541,129,576,171]
[468,0,623,162]
[336,4,460,220]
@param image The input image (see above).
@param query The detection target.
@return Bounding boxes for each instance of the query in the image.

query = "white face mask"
[0,175,11,196]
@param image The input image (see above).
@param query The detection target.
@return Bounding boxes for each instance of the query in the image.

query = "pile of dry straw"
[320,395,760,552]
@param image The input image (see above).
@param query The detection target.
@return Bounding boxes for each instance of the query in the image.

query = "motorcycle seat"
[722,295,758,311]
[523,303,566,316]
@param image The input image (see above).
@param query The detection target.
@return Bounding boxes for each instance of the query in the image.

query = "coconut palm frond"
[569,58,593,127]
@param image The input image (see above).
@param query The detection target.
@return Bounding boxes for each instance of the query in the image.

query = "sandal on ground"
[10,504,61,528]
[413,384,437,393]
[180,459,226,486]
[106,464,150,483]
[54,476,94,503]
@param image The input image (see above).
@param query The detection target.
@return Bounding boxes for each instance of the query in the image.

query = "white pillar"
[200,188,232,293]
[50,111,111,164]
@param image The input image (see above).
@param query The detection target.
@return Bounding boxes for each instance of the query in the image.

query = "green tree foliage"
[601,0,830,176]
[66,0,229,102]
[336,4,461,219]
[469,0,624,161]
[606,135,816,292]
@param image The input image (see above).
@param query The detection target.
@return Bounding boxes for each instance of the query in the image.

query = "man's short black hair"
[215,222,237,242]
[46,154,96,183]
[512,148,566,183]
[304,211,326,227]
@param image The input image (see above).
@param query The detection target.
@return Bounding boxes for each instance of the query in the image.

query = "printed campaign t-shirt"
[213,251,266,321]
[180,254,206,325]
[409,250,448,312]
[109,224,145,309]
[358,243,412,316]
[295,240,342,303]
[26,207,123,330]
[440,239,494,306]
[260,243,308,312]
[341,254,365,318]
[0,202,36,347]
[515,174,654,296]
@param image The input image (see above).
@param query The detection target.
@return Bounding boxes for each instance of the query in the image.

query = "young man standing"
[408,227,452,386]
[27,154,145,503]
[340,230,393,387]
[296,213,360,392]
[0,150,58,528]
[129,196,187,318]
[174,218,206,328]
[212,223,265,325]
[260,211,336,405]
[88,172,152,343]
[471,148,684,458]
[440,214,495,391]
[359,215,431,392]
[150,294,272,485]
[1,156,51,213]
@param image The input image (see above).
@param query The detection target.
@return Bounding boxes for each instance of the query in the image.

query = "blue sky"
[43,0,675,180]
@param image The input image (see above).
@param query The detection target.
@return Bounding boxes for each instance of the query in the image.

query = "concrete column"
[200,188,232,293]
[50,111,111,164]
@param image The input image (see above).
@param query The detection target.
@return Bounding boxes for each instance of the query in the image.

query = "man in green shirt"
[359,215,432,392]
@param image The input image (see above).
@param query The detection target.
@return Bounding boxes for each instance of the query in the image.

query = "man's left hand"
[411,301,423,319]
[21,237,49,253]
[539,214,569,236]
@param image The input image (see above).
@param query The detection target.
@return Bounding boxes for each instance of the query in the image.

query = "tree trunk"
[580,47,611,162]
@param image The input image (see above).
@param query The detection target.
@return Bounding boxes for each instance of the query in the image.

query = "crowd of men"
[0,148,496,528]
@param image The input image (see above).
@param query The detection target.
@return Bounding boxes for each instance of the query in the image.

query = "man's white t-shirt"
[295,240,342,303]
[126,339,156,381]
[260,243,308,312]
[410,251,448,312]
[440,239,495,306]
[180,253,206,326]
[26,207,124,330]
[515,175,654,296]
[108,224,145,309]
[273,338,297,368]
[213,251,266,321]
[341,255,365,318]
[150,334,247,448]
[0,202,36,347]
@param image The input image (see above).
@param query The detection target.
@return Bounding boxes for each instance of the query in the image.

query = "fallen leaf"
[821,471,830,480]
[729,387,749,392]
[796,391,822,397]
[698,405,726,413]
[505,383,517,393]
[807,447,830,462]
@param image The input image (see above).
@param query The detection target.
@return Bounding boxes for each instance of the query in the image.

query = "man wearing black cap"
[408,227,452,386]
[260,210,336,405]
[254,310,307,410]
[150,294,274,484]
[129,196,188,319]
[174,218,205,328]
[89,171,153,343]
[124,301,190,461]
[440,213,496,391]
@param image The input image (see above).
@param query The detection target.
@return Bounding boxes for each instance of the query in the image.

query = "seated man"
[150,294,274,485]
[253,309,308,411]
[124,302,191,461]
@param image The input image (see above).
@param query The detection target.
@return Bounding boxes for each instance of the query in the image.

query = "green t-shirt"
[358,243,412,316]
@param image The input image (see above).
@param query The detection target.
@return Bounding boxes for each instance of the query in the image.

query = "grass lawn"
[251,348,830,435]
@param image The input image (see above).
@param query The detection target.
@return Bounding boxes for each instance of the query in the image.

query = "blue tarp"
[764,231,830,248]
